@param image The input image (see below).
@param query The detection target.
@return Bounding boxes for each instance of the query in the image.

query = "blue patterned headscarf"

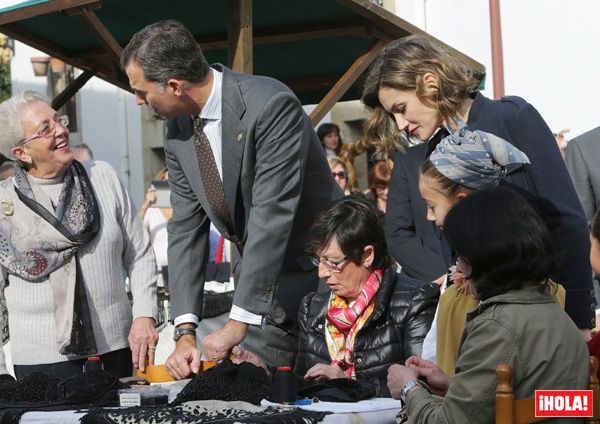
[429,120,530,189]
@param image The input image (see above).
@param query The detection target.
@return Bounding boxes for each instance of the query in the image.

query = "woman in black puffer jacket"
[295,267,438,397]
[233,197,438,397]
[295,197,438,396]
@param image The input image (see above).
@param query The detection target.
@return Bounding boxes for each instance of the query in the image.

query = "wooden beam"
[227,0,252,73]
[0,0,101,25]
[196,22,370,50]
[51,69,95,110]
[335,0,485,74]
[310,39,386,126]
[282,74,342,94]
[0,23,129,91]
[78,7,122,60]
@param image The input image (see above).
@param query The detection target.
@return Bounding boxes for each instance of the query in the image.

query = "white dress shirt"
[174,68,263,328]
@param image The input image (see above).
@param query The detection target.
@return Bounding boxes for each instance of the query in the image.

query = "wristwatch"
[173,326,196,342]
[400,379,422,403]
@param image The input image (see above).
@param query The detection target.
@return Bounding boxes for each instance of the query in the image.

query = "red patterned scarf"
[325,269,382,378]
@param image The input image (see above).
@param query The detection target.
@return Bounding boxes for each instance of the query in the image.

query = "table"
[20,398,402,424]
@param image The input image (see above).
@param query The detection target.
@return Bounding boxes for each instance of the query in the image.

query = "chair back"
[495,356,600,424]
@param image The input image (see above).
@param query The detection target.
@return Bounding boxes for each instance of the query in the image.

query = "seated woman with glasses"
[234,196,438,396]
[0,91,158,379]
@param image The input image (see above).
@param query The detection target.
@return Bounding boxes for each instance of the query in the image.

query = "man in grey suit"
[121,20,341,379]
[565,126,600,331]
[565,126,600,223]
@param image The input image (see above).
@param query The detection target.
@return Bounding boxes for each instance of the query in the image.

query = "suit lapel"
[219,66,246,234]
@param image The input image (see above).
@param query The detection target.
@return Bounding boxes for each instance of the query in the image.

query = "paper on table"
[261,397,402,414]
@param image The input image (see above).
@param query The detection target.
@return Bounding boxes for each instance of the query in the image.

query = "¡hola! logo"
[535,390,593,417]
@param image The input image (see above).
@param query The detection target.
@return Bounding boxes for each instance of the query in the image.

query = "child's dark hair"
[443,185,560,300]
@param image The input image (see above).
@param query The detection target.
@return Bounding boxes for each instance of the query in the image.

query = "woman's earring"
[27,159,33,165]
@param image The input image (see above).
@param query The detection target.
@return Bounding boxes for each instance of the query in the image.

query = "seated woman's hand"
[231,346,269,374]
[387,364,418,399]
[404,356,450,396]
[304,363,346,381]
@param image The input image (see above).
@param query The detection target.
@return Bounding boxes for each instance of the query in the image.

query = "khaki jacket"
[406,286,588,424]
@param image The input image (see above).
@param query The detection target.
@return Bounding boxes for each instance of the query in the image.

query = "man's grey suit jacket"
[163,64,342,330]
[565,126,600,222]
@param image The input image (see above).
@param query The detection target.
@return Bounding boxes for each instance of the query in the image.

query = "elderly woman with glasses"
[234,196,438,396]
[0,91,158,379]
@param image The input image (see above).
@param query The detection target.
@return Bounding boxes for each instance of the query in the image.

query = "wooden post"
[309,39,386,127]
[495,364,514,424]
[51,69,95,110]
[227,0,252,74]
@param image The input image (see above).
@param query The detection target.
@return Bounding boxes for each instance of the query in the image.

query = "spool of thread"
[84,356,104,373]
[270,366,296,404]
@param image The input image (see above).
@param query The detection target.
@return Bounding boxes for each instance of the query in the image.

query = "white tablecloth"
[20,399,402,424]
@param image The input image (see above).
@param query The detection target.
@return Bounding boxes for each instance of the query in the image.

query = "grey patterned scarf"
[429,120,530,189]
[0,160,99,356]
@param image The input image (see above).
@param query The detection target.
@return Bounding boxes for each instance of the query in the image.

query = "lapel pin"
[1,200,14,216]
[236,133,244,142]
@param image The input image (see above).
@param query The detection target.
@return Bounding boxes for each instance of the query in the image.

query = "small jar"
[84,356,104,373]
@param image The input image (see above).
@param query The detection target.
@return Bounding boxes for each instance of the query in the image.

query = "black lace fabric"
[81,360,330,424]
[0,370,126,424]
[174,359,272,405]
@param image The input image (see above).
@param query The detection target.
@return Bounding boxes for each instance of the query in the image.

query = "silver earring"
[27,159,33,165]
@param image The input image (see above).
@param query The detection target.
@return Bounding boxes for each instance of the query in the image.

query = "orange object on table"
[135,361,220,383]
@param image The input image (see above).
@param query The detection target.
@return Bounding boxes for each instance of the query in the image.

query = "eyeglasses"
[332,171,347,179]
[310,255,351,273]
[19,115,69,146]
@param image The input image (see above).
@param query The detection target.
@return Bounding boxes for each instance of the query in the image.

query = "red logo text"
[535,390,593,417]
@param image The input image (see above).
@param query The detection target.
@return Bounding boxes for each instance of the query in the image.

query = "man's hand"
[166,331,202,380]
[304,363,346,381]
[387,364,418,399]
[203,319,248,361]
[128,317,158,373]
[404,356,451,396]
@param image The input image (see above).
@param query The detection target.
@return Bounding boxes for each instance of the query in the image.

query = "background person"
[365,160,391,222]
[234,196,438,396]
[0,91,158,379]
[328,156,352,195]
[387,186,588,424]
[361,34,594,333]
[71,143,94,163]
[121,20,342,379]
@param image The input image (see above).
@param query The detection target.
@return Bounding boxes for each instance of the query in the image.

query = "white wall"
[394,0,600,134]
[9,41,145,204]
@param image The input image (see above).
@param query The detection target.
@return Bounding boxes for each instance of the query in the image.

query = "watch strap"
[174,327,197,341]
[400,379,422,403]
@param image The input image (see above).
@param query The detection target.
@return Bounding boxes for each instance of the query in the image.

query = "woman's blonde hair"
[328,155,359,193]
[360,35,478,156]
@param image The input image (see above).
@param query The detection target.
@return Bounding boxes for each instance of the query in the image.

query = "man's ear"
[167,78,185,96]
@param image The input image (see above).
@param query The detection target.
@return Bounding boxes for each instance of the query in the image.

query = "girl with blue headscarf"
[417,124,565,376]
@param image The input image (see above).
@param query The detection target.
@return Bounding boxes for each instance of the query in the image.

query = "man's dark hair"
[121,20,210,85]
[306,196,389,269]
[443,185,560,300]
